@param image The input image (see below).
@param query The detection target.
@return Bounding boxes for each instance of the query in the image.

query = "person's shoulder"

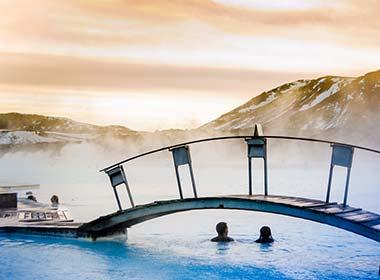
[255,238,274,244]
[211,236,234,242]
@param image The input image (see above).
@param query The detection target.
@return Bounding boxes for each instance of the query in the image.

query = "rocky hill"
[0,113,139,145]
[203,70,380,145]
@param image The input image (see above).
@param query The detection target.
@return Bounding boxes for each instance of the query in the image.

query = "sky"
[0,0,379,131]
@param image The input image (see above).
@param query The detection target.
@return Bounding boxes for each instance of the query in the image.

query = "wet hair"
[50,195,59,204]
[260,226,272,239]
[27,195,37,202]
[216,222,228,235]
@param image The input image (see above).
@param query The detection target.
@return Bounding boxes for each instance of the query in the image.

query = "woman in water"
[255,226,274,243]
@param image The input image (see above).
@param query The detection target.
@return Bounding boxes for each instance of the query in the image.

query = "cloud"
[66,0,380,47]
[0,0,379,130]
[0,52,309,97]
[1,0,380,50]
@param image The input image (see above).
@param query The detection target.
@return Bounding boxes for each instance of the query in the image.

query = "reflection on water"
[0,142,379,279]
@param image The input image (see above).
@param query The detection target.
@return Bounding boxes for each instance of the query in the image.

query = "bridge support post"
[173,163,184,199]
[106,165,135,210]
[343,167,352,207]
[326,162,334,203]
[112,186,122,211]
[123,176,135,208]
[170,145,198,199]
[326,144,354,207]
[246,124,268,196]
[264,150,268,196]
[188,161,198,198]
[248,157,252,195]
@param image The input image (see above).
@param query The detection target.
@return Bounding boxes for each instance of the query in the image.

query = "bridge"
[77,125,380,242]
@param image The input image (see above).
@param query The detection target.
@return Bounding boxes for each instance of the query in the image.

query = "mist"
[1,130,379,223]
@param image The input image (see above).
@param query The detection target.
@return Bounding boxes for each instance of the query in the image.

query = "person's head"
[216,222,228,237]
[259,226,272,239]
[50,195,59,204]
[26,191,36,201]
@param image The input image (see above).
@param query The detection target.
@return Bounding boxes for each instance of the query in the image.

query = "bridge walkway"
[77,195,380,241]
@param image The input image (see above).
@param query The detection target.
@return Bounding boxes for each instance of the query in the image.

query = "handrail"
[100,135,380,172]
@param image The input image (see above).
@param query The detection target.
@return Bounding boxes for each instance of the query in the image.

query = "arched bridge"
[78,126,380,242]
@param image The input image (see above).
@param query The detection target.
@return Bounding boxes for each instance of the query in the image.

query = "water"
[0,141,379,279]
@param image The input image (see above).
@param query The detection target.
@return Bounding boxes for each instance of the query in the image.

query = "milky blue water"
[0,141,379,279]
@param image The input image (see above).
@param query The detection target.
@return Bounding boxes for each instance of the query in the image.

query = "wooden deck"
[77,195,380,241]
[0,197,82,237]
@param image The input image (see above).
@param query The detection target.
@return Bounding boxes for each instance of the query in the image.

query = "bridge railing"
[101,125,380,211]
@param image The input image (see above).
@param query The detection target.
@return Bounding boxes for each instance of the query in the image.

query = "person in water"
[26,191,37,202]
[255,226,274,243]
[211,222,234,242]
[50,195,59,208]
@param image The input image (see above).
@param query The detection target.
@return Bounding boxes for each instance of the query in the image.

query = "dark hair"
[216,222,228,235]
[51,195,59,204]
[260,226,272,239]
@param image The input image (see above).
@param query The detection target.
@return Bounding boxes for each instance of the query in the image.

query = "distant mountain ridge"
[0,113,137,135]
[1,70,379,146]
[0,113,139,145]
[203,70,380,143]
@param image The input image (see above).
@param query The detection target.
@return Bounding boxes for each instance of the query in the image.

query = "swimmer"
[50,195,59,208]
[211,222,234,242]
[255,226,274,243]
[26,191,37,202]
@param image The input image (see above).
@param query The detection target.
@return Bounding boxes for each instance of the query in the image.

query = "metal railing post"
[246,124,267,196]
[326,144,354,206]
[112,186,122,211]
[122,172,135,208]
[343,167,352,207]
[188,163,198,198]
[106,165,135,210]
[170,145,197,199]
[173,163,184,199]
[264,148,268,196]
[248,157,252,195]
[326,161,334,203]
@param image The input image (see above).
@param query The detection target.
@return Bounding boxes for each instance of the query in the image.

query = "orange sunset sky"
[0,0,379,130]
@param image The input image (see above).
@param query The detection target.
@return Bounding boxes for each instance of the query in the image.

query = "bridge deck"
[77,195,380,242]
[2,195,378,241]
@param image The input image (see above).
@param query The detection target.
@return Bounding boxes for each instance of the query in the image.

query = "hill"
[203,70,380,145]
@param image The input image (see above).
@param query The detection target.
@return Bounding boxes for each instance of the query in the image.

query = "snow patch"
[299,82,341,111]
[238,92,277,113]
[312,78,326,90]
[326,106,349,129]
[283,81,307,93]
[239,81,306,114]
[0,131,98,145]
[0,131,58,145]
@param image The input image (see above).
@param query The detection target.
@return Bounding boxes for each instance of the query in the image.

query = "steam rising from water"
[0,135,379,217]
